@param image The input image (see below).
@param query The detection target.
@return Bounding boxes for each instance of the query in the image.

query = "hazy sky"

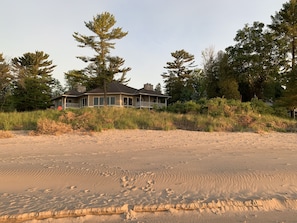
[1,0,286,89]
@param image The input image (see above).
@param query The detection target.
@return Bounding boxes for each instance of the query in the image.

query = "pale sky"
[1,0,286,89]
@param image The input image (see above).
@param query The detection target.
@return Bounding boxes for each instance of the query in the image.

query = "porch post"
[63,97,67,109]
[140,95,142,108]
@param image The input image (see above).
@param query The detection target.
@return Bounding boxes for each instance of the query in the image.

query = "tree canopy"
[269,0,297,110]
[11,51,56,111]
[2,3,297,114]
[162,1,297,112]
[0,54,12,111]
[72,12,131,105]
[162,49,198,103]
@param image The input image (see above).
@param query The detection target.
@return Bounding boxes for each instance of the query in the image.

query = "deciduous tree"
[202,48,240,100]
[226,22,281,101]
[269,0,297,110]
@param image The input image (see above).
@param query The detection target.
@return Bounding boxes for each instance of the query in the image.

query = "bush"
[0,130,13,138]
[250,98,274,114]
[0,101,296,134]
[34,118,73,135]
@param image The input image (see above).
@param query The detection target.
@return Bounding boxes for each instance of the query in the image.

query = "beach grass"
[0,98,296,134]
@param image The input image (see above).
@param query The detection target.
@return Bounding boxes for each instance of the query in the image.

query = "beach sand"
[0,130,297,222]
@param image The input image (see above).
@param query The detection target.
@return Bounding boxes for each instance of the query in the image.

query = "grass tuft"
[0,130,13,138]
[34,118,73,135]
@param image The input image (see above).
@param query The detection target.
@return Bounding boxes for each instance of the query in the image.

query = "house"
[52,81,170,109]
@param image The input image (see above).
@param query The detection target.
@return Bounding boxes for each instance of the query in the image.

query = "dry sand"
[0,130,297,223]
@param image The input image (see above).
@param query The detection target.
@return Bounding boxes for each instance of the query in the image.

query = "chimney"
[144,83,153,91]
[76,85,86,93]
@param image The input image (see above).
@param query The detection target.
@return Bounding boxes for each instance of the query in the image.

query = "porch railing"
[135,101,166,108]
[66,103,80,108]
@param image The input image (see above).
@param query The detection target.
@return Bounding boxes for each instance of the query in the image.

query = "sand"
[0,130,297,223]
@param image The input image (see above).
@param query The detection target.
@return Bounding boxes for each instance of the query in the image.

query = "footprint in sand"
[165,188,174,196]
[121,176,129,188]
[121,176,137,188]
[142,180,155,193]
[67,185,77,190]
[42,188,52,193]
[120,176,138,196]
[26,188,37,193]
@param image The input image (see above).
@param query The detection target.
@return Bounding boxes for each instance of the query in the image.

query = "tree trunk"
[292,38,295,70]
[103,79,107,106]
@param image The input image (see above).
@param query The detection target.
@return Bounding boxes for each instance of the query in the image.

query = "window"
[124,97,133,106]
[98,97,116,106]
[99,97,104,106]
[94,97,99,106]
[81,98,87,107]
[110,97,115,105]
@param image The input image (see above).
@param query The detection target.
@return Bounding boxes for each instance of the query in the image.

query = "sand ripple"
[0,130,297,222]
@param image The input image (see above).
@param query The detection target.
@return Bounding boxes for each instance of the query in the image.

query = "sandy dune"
[0,130,297,222]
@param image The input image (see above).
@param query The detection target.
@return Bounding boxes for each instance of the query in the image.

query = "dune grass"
[0,130,13,138]
[0,98,296,135]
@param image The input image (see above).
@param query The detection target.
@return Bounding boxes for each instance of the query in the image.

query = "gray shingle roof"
[87,81,137,94]
[137,88,165,97]
[63,89,83,96]
[54,81,169,98]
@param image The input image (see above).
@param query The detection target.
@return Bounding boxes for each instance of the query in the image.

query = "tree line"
[163,1,297,112]
[0,1,297,112]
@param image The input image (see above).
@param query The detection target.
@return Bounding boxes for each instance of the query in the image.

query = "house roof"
[53,81,169,99]
[138,88,165,97]
[51,88,83,100]
[87,81,168,97]
[87,81,137,95]
[63,89,84,96]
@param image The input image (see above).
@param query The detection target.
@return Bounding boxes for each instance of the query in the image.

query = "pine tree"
[11,51,56,111]
[0,53,13,111]
[162,49,196,103]
[73,12,131,105]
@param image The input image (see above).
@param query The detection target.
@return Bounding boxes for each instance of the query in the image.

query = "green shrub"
[250,98,274,114]
[0,101,296,133]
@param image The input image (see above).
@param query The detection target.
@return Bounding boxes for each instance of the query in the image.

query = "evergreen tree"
[0,53,13,111]
[64,70,89,90]
[11,51,56,111]
[73,12,131,105]
[154,83,162,93]
[51,79,66,98]
[162,49,196,103]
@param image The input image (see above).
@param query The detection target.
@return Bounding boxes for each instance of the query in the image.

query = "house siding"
[88,94,121,107]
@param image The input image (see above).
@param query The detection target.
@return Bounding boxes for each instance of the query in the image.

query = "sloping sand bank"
[0,130,297,223]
